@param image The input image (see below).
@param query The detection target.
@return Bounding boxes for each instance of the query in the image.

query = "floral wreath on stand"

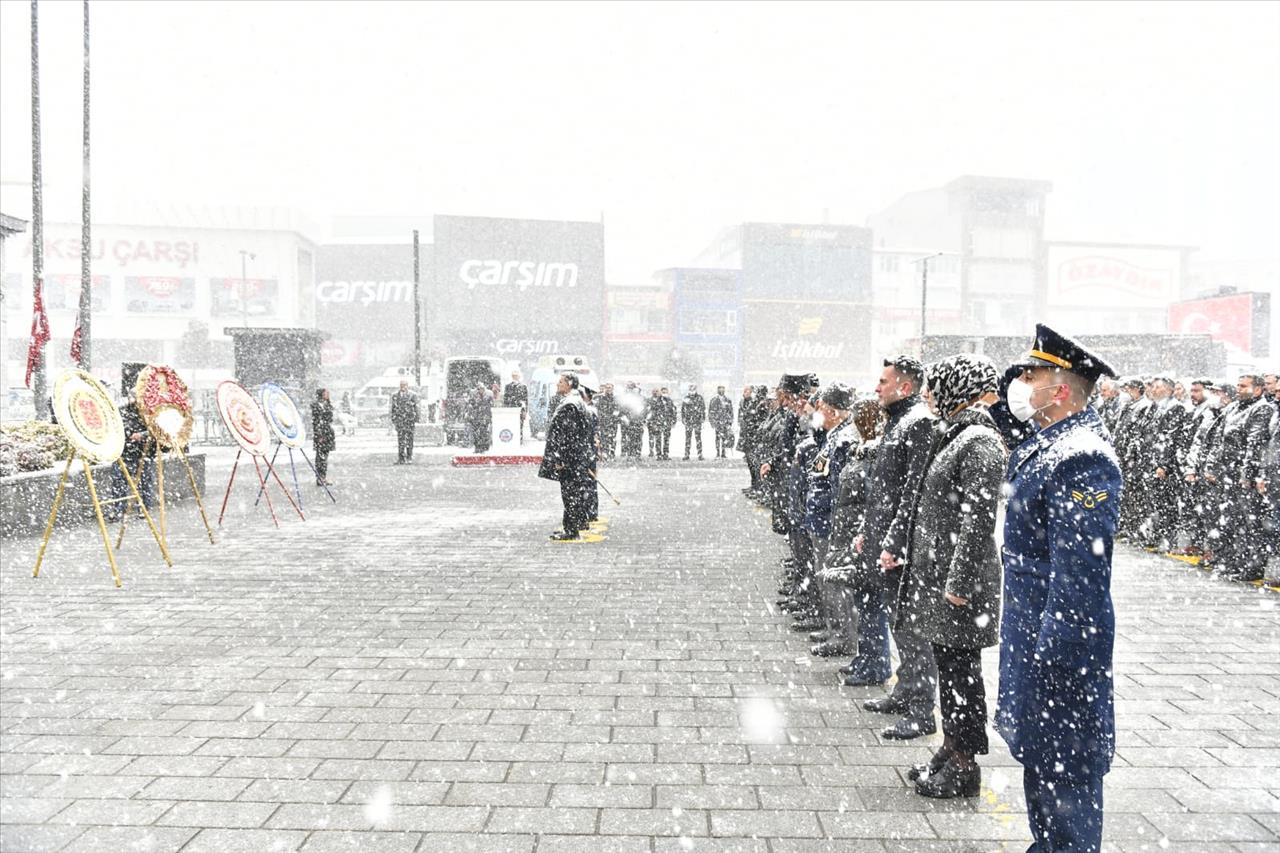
[134,365,195,451]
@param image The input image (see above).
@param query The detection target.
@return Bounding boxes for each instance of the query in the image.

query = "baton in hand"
[588,469,622,506]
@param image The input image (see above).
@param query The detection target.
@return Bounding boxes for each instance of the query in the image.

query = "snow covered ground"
[0,462,1275,852]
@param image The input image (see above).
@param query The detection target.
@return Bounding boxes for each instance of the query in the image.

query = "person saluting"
[997,324,1121,853]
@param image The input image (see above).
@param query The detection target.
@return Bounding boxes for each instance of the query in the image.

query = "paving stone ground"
[1,449,1277,852]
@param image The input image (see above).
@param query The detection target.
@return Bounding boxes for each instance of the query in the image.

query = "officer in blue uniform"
[997,324,1122,853]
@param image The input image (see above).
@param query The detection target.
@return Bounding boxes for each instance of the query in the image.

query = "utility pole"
[915,252,944,359]
[413,230,421,386]
[76,0,91,370]
[31,0,47,417]
[239,250,254,327]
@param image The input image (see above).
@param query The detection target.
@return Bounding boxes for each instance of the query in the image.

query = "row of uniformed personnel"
[1097,372,1279,582]
[742,325,1127,853]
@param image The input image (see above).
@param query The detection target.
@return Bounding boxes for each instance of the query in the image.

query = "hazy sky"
[1,0,1277,284]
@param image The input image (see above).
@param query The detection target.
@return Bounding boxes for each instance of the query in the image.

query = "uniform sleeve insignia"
[1071,489,1109,509]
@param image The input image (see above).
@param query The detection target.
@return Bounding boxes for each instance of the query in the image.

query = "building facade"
[869,175,1052,338]
[0,207,318,391]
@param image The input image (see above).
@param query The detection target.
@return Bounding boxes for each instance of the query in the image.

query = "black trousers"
[621,427,643,458]
[396,426,414,462]
[652,428,670,459]
[1147,474,1180,547]
[600,420,618,457]
[1218,482,1270,576]
[932,642,989,755]
[560,476,590,535]
[746,454,761,489]
[314,448,330,483]
[714,427,731,457]
[1179,477,1213,548]
[683,423,703,458]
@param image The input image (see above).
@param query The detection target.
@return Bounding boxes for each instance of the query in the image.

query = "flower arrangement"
[0,421,74,478]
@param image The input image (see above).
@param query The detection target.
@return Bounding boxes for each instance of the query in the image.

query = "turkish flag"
[25,284,51,387]
[70,307,84,365]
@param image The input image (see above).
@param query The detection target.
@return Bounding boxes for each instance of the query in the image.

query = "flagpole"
[76,0,91,370]
[30,0,48,417]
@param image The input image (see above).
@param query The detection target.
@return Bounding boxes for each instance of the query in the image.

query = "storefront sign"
[1046,243,1184,308]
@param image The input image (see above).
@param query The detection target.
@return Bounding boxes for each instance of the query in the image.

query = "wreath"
[134,365,195,450]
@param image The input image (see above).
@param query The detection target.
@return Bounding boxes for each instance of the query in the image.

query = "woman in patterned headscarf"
[898,353,1007,799]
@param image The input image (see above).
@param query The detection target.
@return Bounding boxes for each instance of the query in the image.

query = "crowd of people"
[571,383,737,461]
[1097,373,1279,581]
[729,324,1278,852]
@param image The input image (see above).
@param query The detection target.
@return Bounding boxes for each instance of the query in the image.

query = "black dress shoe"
[843,674,886,687]
[806,630,829,643]
[790,618,824,633]
[907,746,954,782]
[838,664,855,676]
[549,531,581,541]
[811,641,854,658]
[881,717,937,740]
[862,696,908,715]
[914,758,980,798]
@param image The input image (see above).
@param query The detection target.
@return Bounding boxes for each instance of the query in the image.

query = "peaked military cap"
[1012,323,1117,381]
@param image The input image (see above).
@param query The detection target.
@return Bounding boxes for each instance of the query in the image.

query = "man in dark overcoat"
[681,384,707,460]
[538,373,593,541]
[390,380,419,464]
[595,383,619,459]
[853,356,939,739]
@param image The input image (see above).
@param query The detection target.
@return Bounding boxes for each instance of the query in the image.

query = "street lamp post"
[914,252,944,358]
[239,250,255,328]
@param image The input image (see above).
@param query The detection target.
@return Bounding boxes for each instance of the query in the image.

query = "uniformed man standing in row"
[998,324,1122,853]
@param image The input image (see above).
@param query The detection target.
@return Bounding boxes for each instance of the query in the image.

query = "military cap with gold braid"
[1012,323,1117,382]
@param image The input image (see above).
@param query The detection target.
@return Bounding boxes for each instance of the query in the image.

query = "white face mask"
[809,411,825,430]
[1007,379,1062,422]
[1209,394,1226,410]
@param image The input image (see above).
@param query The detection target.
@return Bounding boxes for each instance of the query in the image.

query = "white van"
[353,365,442,428]
[528,355,595,437]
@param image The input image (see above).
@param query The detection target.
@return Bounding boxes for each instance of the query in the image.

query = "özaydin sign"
[260,383,306,449]
[216,381,271,456]
[52,369,125,464]
[1045,243,1185,308]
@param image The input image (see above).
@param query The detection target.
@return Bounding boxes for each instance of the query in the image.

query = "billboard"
[741,223,872,301]
[210,277,279,318]
[431,215,605,365]
[38,273,110,312]
[741,300,870,383]
[124,275,196,313]
[1168,292,1271,358]
[1046,243,1186,308]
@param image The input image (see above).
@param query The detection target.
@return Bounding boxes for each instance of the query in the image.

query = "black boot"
[914,757,980,798]
[906,746,954,782]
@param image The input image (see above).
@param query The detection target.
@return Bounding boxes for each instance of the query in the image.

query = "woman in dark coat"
[897,354,1006,798]
[814,399,883,655]
[311,388,336,486]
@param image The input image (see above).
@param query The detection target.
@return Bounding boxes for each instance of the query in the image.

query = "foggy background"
[2,0,1277,285]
